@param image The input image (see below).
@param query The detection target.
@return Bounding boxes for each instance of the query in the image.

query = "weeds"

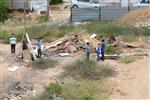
[61,80,110,100]
[118,56,142,64]
[121,34,138,42]
[31,59,57,70]
[64,59,116,80]
[38,15,49,23]
[1,21,149,43]
[86,22,144,37]
[28,80,111,100]
[46,82,62,96]
[105,45,121,55]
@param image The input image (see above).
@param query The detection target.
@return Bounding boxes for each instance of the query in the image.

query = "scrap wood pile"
[42,30,102,57]
[39,30,148,58]
[41,32,98,57]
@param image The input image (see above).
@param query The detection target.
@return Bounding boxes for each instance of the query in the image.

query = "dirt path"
[1,43,149,100]
[0,43,80,99]
[107,56,150,100]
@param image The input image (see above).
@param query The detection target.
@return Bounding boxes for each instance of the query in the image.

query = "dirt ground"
[0,43,149,100]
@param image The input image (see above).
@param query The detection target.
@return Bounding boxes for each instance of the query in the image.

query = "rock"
[7,81,33,98]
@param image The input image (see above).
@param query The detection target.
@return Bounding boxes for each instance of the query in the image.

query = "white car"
[71,0,107,8]
[132,0,150,7]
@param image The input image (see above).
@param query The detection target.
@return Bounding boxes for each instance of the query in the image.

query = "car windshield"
[91,0,99,3]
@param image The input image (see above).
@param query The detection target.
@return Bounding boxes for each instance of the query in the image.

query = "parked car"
[71,0,107,8]
[132,0,150,7]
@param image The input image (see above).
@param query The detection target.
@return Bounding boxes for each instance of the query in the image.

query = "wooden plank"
[25,33,37,60]
[43,36,69,53]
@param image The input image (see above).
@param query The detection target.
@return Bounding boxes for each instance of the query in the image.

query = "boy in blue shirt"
[96,43,101,61]
[101,39,105,61]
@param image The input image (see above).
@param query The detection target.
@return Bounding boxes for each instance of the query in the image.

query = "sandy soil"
[0,43,79,99]
[108,56,150,100]
[0,43,149,100]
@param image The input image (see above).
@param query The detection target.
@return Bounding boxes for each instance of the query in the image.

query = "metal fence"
[70,7,147,22]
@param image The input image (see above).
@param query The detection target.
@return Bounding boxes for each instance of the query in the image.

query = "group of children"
[85,39,105,61]
[9,34,42,58]
[9,34,105,61]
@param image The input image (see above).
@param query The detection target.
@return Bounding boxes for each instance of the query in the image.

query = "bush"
[61,80,110,100]
[64,59,116,79]
[46,82,62,96]
[28,80,111,100]
[50,0,63,5]
[105,45,121,55]
[82,96,94,100]
[38,15,49,23]
[31,59,57,70]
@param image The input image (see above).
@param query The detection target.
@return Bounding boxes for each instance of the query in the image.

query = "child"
[9,33,17,53]
[96,43,101,61]
[36,39,42,58]
[85,42,90,61]
[100,39,105,61]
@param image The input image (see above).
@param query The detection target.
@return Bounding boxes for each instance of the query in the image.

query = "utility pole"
[119,0,121,7]
[47,0,50,20]
[24,0,26,34]
[128,0,130,12]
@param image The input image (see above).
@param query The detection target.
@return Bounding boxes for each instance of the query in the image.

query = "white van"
[71,0,107,8]
[132,0,150,7]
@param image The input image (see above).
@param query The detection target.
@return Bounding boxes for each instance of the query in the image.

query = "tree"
[50,0,63,5]
[0,0,9,23]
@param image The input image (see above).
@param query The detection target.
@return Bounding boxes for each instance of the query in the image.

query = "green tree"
[50,0,63,5]
[0,0,9,23]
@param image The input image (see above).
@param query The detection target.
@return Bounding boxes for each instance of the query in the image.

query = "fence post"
[128,0,130,12]
[99,7,101,21]
[128,5,130,12]
[70,7,73,22]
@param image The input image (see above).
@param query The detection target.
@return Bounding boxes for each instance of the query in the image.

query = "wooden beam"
[25,33,37,60]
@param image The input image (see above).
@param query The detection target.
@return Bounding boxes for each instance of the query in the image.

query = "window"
[82,0,90,2]
[140,0,149,3]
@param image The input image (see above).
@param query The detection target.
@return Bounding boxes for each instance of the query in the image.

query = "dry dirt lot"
[0,42,150,100]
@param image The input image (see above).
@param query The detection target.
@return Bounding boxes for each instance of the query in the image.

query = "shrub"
[28,80,111,100]
[46,82,62,96]
[31,59,57,69]
[105,45,121,55]
[64,59,116,79]
[38,15,49,23]
[82,95,94,100]
[50,0,63,5]
[61,80,110,100]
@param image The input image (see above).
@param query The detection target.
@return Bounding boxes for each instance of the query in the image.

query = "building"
[8,0,48,13]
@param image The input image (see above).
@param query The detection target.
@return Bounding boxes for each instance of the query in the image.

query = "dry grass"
[121,8,150,27]
[118,56,143,64]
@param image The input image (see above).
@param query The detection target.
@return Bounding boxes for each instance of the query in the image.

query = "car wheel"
[72,5,78,8]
